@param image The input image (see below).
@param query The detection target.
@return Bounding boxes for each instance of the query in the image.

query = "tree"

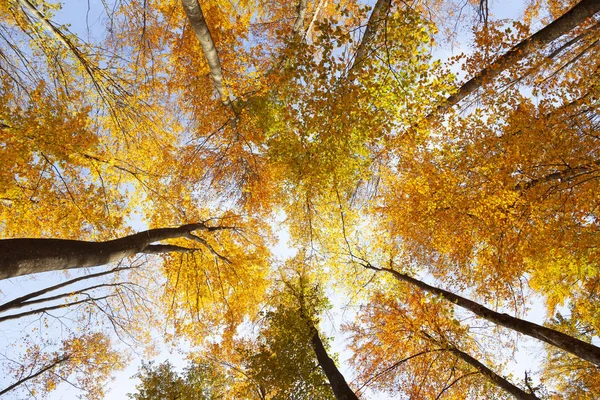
[0,222,234,280]
[128,360,227,400]
[203,266,355,400]
[359,260,600,366]
[1,332,124,399]
[367,0,600,328]
[431,0,600,117]
[347,286,540,399]
[2,0,600,397]
[281,272,358,400]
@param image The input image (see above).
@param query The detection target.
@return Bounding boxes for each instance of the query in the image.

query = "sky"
[0,0,558,398]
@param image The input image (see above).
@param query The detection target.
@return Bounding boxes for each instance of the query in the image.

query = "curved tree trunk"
[0,222,221,280]
[369,265,600,366]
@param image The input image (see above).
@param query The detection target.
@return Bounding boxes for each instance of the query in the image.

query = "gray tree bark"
[364,264,600,366]
[448,347,539,400]
[351,0,392,71]
[0,222,225,280]
[310,326,359,400]
[293,0,309,34]
[434,0,600,116]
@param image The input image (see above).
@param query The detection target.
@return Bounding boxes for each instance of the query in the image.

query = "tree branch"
[14,283,122,309]
[305,0,327,40]
[515,159,600,190]
[356,349,447,393]
[0,355,70,396]
[184,233,232,264]
[0,295,112,323]
[0,266,128,312]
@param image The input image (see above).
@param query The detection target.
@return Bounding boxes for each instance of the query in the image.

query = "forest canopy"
[0,0,599,398]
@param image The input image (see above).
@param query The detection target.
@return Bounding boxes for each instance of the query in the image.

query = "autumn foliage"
[1,0,600,398]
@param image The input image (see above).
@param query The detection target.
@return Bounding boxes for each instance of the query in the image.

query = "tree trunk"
[310,326,359,400]
[0,355,70,396]
[448,347,539,400]
[293,0,309,34]
[434,0,600,116]
[515,158,600,190]
[376,266,600,366]
[0,223,215,280]
[351,0,392,71]
[181,0,230,104]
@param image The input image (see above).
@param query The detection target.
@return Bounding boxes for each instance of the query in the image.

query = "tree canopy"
[1,0,600,398]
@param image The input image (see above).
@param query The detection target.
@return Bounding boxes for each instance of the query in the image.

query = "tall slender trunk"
[433,0,600,116]
[0,223,217,280]
[293,0,309,34]
[351,0,392,71]
[310,326,359,400]
[373,266,600,366]
[181,0,230,104]
[448,347,539,400]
